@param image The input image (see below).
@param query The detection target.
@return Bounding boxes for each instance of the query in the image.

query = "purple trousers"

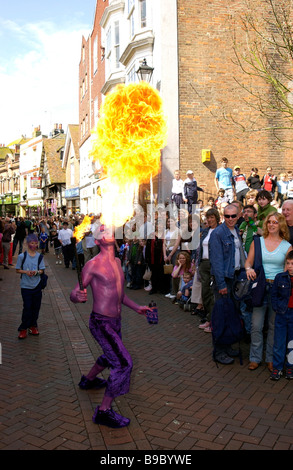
[89,312,133,398]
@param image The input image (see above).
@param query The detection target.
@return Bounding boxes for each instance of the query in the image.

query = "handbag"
[163,264,173,275]
[233,269,253,302]
[250,236,266,307]
[143,266,152,281]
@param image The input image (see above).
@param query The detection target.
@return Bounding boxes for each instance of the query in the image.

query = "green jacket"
[257,204,277,229]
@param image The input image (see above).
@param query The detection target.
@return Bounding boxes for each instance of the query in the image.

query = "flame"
[73,215,94,242]
[90,81,167,227]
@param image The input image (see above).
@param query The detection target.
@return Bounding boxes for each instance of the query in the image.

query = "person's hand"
[246,268,256,280]
[28,270,35,277]
[136,306,149,316]
[76,289,87,302]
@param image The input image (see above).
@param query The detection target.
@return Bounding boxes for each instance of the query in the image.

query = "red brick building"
[177,0,292,200]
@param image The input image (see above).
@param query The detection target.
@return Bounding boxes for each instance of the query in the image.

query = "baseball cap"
[186,170,193,175]
[234,165,240,170]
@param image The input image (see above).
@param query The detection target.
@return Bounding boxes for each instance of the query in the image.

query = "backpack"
[211,296,244,365]
[21,251,48,289]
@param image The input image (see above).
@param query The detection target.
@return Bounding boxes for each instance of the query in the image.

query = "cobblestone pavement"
[1,250,293,451]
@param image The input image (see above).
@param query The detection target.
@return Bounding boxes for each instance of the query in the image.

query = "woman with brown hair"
[245,212,292,371]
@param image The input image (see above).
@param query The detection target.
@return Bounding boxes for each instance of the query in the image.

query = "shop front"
[65,187,80,215]
[1,194,21,217]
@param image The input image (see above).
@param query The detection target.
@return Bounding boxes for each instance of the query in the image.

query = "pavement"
[1,249,293,453]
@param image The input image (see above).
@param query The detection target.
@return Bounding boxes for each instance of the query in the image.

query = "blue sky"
[0,0,97,145]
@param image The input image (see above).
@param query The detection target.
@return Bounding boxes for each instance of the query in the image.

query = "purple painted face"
[28,241,38,251]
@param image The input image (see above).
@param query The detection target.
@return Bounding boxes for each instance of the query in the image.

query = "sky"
[0,0,97,145]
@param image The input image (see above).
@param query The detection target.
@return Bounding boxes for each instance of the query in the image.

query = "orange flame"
[73,215,94,242]
[90,81,167,227]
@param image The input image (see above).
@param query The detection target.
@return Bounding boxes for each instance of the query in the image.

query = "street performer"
[70,225,149,428]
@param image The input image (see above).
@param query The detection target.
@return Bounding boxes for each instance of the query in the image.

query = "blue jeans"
[19,284,42,330]
[250,284,276,363]
[273,308,293,370]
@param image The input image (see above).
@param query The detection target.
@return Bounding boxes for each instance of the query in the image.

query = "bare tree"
[226,0,293,146]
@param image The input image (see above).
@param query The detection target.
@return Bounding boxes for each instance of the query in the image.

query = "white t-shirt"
[58,228,73,246]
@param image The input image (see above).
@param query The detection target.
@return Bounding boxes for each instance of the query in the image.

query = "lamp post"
[136,58,154,83]
[136,58,155,219]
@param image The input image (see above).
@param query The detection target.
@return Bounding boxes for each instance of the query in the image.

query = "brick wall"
[177,0,293,201]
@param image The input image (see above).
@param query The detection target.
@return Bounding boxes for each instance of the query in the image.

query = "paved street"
[1,250,293,452]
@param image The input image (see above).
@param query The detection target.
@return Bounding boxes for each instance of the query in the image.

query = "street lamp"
[136,58,154,83]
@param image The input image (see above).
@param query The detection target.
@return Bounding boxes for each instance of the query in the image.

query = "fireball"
[90,81,167,227]
[73,215,94,242]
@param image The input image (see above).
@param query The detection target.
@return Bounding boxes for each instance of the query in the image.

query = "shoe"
[285,368,293,380]
[248,362,259,370]
[267,362,273,372]
[18,330,27,339]
[59,260,62,264]
[78,375,107,390]
[214,352,234,365]
[56,261,59,264]
[270,369,282,381]
[169,295,176,299]
[126,282,131,288]
[4,266,9,270]
[199,321,210,329]
[144,285,152,291]
[149,290,157,295]
[28,327,39,335]
[204,326,212,333]
[165,293,171,298]
[92,406,130,428]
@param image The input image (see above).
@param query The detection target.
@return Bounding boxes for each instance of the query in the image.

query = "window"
[127,65,137,84]
[93,36,98,74]
[106,26,112,59]
[140,0,147,28]
[114,21,120,69]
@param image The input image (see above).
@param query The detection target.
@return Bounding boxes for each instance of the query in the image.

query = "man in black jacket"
[13,217,27,255]
[183,170,204,214]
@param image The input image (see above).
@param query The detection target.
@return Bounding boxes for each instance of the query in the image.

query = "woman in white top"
[245,212,292,371]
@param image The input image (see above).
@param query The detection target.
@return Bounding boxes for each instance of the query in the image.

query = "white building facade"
[78,0,180,215]
[19,134,44,216]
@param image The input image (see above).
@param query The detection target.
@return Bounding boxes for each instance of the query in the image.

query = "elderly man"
[282,199,293,246]
[209,204,246,364]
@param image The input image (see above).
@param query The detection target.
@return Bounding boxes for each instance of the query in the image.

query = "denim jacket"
[271,271,292,315]
[209,222,245,290]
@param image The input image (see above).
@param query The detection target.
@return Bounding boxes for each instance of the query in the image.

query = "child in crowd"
[270,251,293,380]
[39,226,48,255]
[50,223,63,264]
[15,234,46,339]
[256,189,277,229]
[247,168,262,190]
[170,251,192,301]
[76,240,84,270]
[215,188,229,207]
[171,170,185,209]
[276,173,288,205]
[288,171,293,200]
[176,271,193,306]
[245,189,259,211]
[127,233,144,290]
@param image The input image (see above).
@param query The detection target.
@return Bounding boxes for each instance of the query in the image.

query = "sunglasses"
[224,214,237,219]
[267,220,279,225]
